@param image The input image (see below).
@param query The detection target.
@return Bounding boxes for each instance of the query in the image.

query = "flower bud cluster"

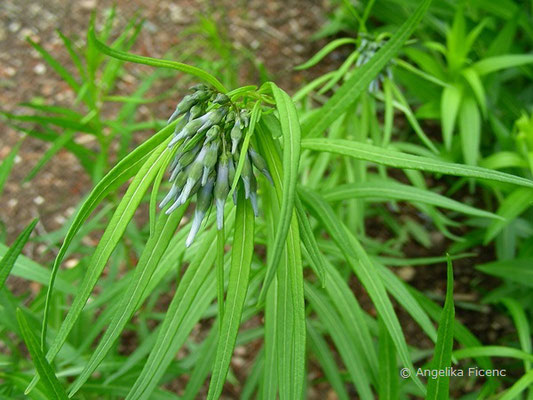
[161,84,273,247]
[356,34,393,92]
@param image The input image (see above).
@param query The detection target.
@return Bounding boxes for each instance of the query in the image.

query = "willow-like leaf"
[257,83,301,306]
[300,187,425,394]
[68,207,186,396]
[426,257,455,400]
[0,219,38,291]
[38,120,175,360]
[257,126,305,400]
[324,179,501,219]
[126,210,235,400]
[30,136,173,394]
[207,190,254,399]
[16,310,68,400]
[302,139,533,188]
[89,26,227,93]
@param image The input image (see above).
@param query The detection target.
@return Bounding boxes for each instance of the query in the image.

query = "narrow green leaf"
[36,137,172,392]
[459,95,481,166]
[323,179,501,220]
[501,298,531,371]
[389,80,438,154]
[295,38,357,70]
[257,128,305,400]
[56,30,86,80]
[318,51,359,95]
[16,310,68,400]
[293,71,337,103]
[378,316,398,400]
[0,244,73,294]
[207,190,254,400]
[26,37,80,93]
[440,84,462,151]
[0,219,38,291]
[89,26,227,93]
[0,140,22,197]
[453,346,533,363]
[24,131,76,182]
[38,120,175,358]
[301,138,533,188]
[473,54,533,76]
[498,370,533,400]
[307,323,350,400]
[426,257,454,400]
[305,284,374,399]
[257,84,301,305]
[461,68,486,116]
[301,0,433,138]
[67,207,185,396]
[300,187,425,394]
[476,259,533,288]
[484,188,533,244]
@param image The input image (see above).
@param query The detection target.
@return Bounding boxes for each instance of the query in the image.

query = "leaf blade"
[257,84,301,305]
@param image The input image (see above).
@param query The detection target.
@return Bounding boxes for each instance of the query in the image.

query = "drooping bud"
[189,104,204,120]
[171,118,205,144]
[249,172,259,217]
[230,119,242,154]
[240,110,250,128]
[198,107,228,133]
[248,147,273,184]
[189,83,210,92]
[160,183,180,209]
[212,93,230,105]
[240,152,253,199]
[228,157,237,205]
[186,174,214,247]
[167,90,211,124]
[214,155,229,230]
[175,146,208,206]
[172,143,202,173]
[202,139,220,186]
[204,125,221,145]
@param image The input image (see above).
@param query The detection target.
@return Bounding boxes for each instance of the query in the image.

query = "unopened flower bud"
[230,119,242,154]
[248,147,273,184]
[202,139,220,185]
[189,83,210,92]
[212,93,230,105]
[249,172,259,217]
[186,175,214,247]
[241,152,253,199]
[214,156,229,230]
[204,125,221,144]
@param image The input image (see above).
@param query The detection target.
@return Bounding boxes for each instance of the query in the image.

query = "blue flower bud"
[185,175,214,247]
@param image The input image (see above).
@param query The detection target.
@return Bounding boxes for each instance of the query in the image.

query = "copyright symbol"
[400,368,411,379]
